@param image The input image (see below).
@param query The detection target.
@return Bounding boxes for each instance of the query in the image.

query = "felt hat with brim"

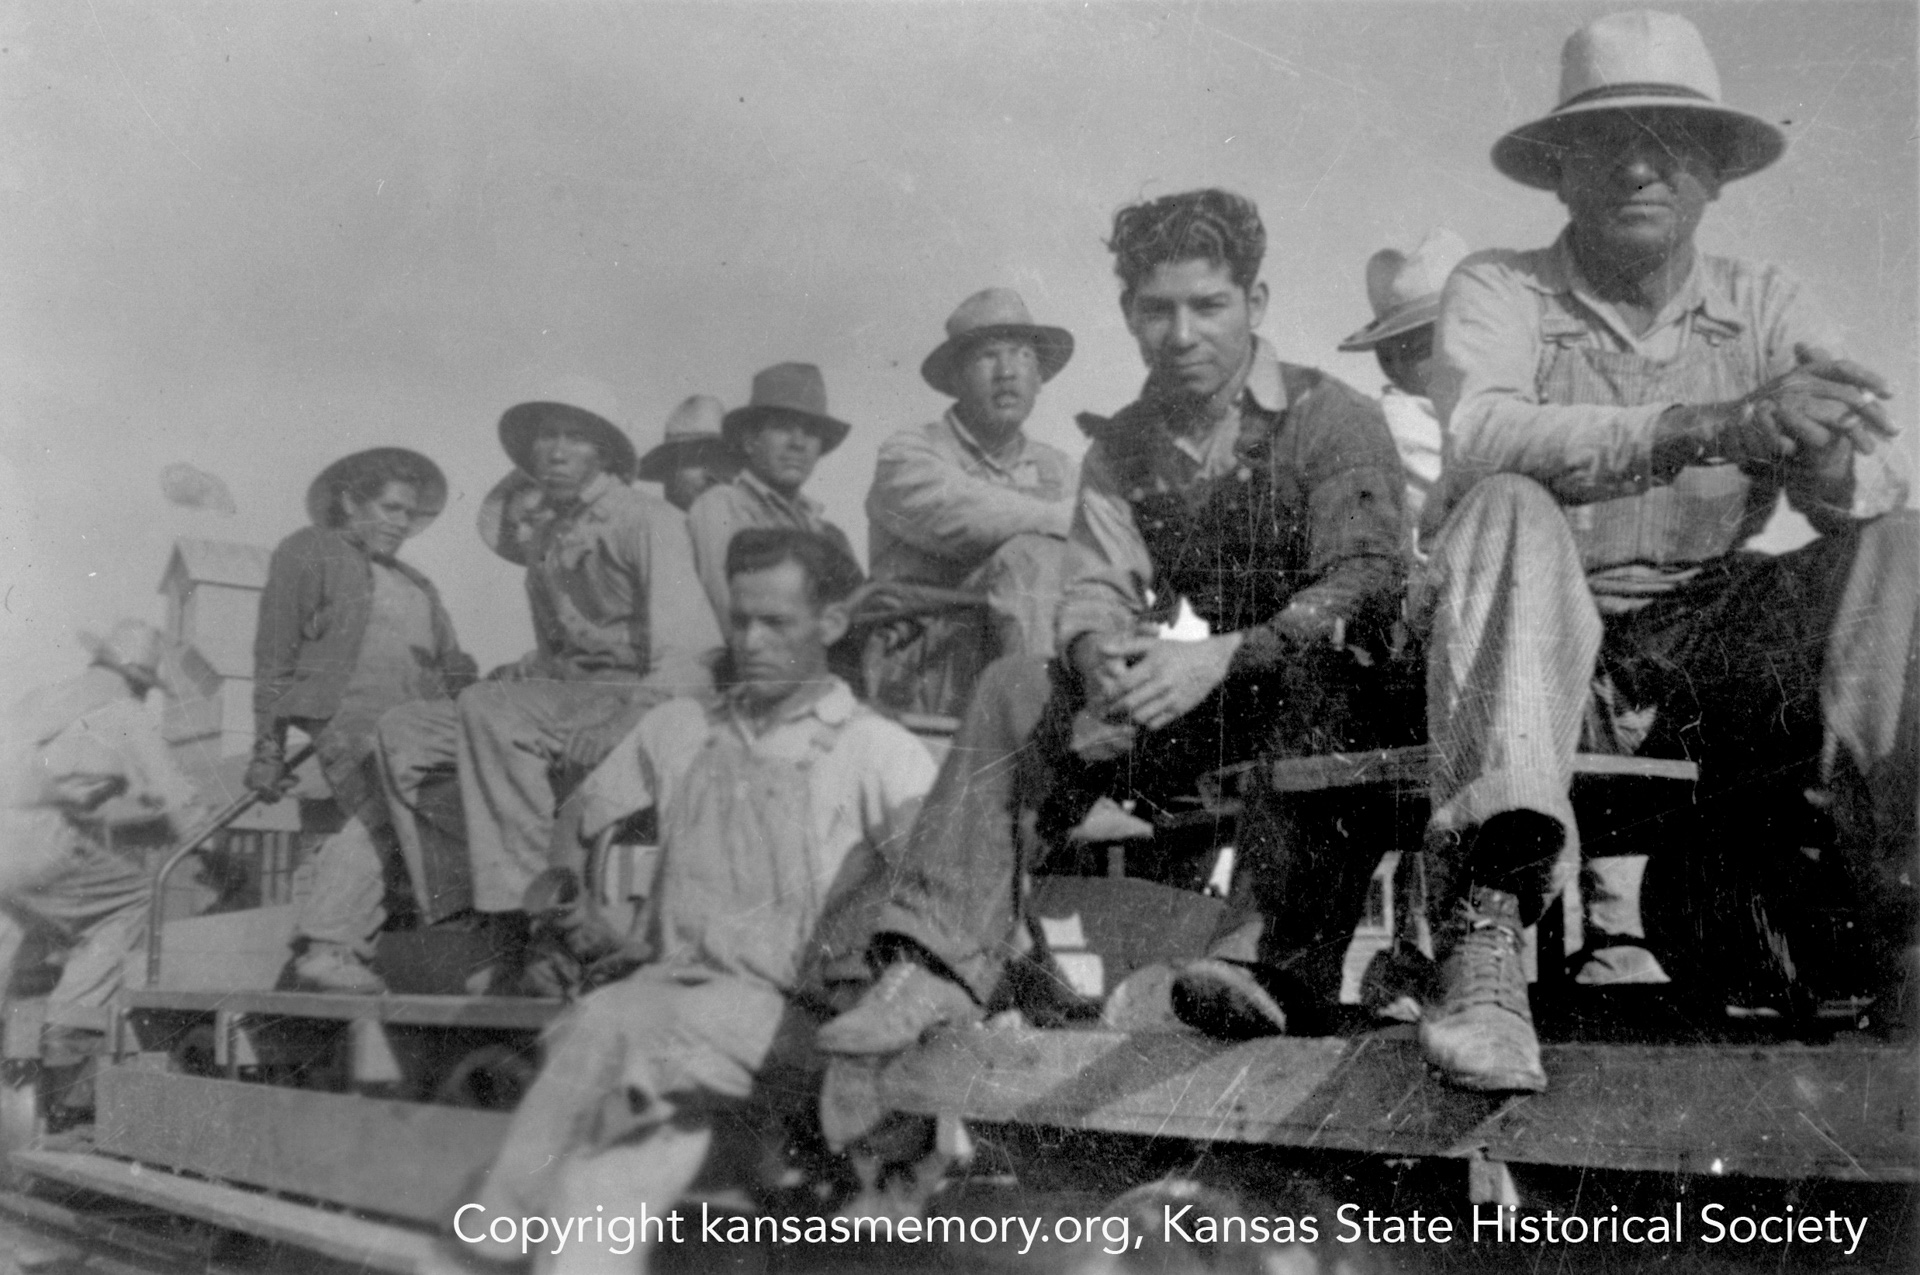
[476,469,550,565]
[722,363,851,455]
[304,447,448,536]
[1492,10,1785,191]
[499,401,638,482]
[920,288,1075,398]
[80,619,173,695]
[637,395,736,482]
[1339,229,1471,352]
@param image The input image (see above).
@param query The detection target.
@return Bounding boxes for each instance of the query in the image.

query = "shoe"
[1359,946,1433,1023]
[1419,888,1546,1092]
[289,942,387,994]
[1169,958,1288,1039]
[1068,797,1155,844]
[816,960,981,1056]
[1573,944,1671,986]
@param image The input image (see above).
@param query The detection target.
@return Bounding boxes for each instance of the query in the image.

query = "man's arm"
[247,533,321,796]
[684,487,737,627]
[1230,377,1407,676]
[866,428,1073,563]
[636,506,722,697]
[1055,440,1151,676]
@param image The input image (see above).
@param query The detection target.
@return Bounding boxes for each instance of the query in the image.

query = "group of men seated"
[4,11,1914,1269]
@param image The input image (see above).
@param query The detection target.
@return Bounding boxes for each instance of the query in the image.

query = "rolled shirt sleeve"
[1055,442,1154,652]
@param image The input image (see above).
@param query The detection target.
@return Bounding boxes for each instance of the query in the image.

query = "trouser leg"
[870,655,1056,1003]
[536,1124,713,1275]
[458,682,619,914]
[291,815,389,954]
[1423,475,1597,926]
[375,699,465,920]
[976,534,1066,661]
[29,843,152,1008]
[1821,509,1920,964]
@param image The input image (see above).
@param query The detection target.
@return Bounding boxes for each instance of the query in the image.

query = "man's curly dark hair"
[1106,188,1266,300]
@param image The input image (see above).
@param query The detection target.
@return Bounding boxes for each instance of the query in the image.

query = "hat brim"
[1337,296,1443,353]
[721,406,852,456]
[304,447,449,537]
[499,402,639,482]
[476,469,549,565]
[921,325,1075,397]
[636,436,738,483]
[1492,98,1786,191]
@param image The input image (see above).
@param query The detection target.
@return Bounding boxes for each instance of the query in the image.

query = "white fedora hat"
[1492,10,1785,191]
[1338,229,1470,352]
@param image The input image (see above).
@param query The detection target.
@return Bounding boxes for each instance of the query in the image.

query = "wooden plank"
[9,1149,436,1274]
[93,1068,509,1225]
[1474,1043,1920,1182]
[1265,746,1697,794]
[879,1026,1504,1159]
[876,1027,1918,1182]
[121,989,562,1031]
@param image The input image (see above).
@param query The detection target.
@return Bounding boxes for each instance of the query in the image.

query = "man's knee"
[1449,473,1565,529]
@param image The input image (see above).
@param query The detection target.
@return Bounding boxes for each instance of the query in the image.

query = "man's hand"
[1734,344,1896,474]
[1102,633,1245,732]
[244,756,289,804]
[561,718,628,772]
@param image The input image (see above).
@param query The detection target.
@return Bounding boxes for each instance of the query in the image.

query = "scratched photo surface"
[0,1,1914,1272]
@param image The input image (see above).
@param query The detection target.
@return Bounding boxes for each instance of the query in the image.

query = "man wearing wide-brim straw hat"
[377,398,719,979]
[2,620,210,1097]
[637,394,740,514]
[863,287,1080,715]
[249,447,474,993]
[1337,228,1469,551]
[685,362,858,626]
[1415,9,1916,1093]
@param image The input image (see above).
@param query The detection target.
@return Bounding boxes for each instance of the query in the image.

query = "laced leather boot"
[1419,886,1546,1093]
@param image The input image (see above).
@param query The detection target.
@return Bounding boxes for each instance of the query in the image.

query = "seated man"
[863,288,1079,714]
[449,529,935,1273]
[378,401,718,951]
[636,394,739,514]
[687,363,858,627]
[1,621,208,1093]
[1337,227,1469,553]
[821,188,1414,1055]
[1417,11,1916,1094]
[249,448,473,993]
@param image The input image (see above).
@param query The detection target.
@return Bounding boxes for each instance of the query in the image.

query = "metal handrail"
[144,743,316,986]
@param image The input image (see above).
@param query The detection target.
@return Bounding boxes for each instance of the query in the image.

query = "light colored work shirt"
[1380,387,1442,550]
[866,410,1078,590]
[570,677,936,990]
[686,471,855,625]
[1430,232,1908,538]
[334,561,437,736]
[523,473,719,692]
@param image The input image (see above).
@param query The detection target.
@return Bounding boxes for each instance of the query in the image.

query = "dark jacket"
[251,525,472,750]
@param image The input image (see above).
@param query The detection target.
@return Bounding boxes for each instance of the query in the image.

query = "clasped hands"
[1700,344,1898,478]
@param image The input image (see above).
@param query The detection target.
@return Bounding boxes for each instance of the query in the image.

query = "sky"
[2,0,1914,705]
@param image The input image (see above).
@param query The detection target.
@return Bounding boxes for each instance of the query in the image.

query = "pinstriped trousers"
[1419,473,1919,954]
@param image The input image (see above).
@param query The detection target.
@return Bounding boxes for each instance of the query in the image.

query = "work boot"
[1169,958,1289,1039]
[288,941,387,994]
[1419,887,1546,1093]
[817,960,981,1056]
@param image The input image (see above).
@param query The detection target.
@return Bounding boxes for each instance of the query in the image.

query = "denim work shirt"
[686,471,857,626]
[1059,338,1409,675]
[866,409,1078,590]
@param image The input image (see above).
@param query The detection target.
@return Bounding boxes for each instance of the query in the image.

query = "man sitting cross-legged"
[445,528,934,1275]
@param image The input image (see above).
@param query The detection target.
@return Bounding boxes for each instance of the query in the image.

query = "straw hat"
[304,448,448,536]
[721,364,851,455]
[498,402,638,482]
[1338,229,1470,352]
[637,395,735,483]
[1492,10,1785,191]
[920,288,1074,397]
